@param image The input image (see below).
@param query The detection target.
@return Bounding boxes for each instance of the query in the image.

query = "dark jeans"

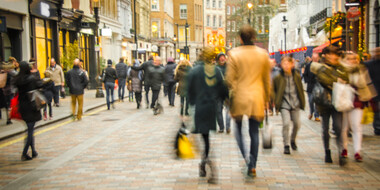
[167,82,176,106]
[23,122,36,156]
[308,92,319,118]
[216,100,231,131]
[135,92,142,105]
[145,85,151,105]
[321,108,343,153]
[235,118,260,170]
[105,82,115,109]
[53,86,61,104]
[180,96,189,115]
[118,78,126,100]
[373,101,380,134]
[43,103,52,117]
[151,90,160,108]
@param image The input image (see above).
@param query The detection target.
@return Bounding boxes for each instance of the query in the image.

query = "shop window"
[152,21,159,38]
[34,18,53,78]
[180,4,187,19]
[2,33,12,61]
[152,0,159,11]
[80,34,90,70]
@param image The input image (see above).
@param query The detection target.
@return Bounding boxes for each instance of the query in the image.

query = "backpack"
[312,81,332,107]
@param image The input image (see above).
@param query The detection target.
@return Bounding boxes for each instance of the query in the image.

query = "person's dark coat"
[115,62,128,79]
[148,65,166,91]
[129,67,143,93]
[272,69,305,110]
[14,62,44,123]
[165,61,177,83]
[365,59,380,101]
[187,65,229,134]
[43,80,55,104]
[66,65,89,95]
[132,59,153,86]
[303,61,317,93]
[103,66,117,83]
[175,65,191,96]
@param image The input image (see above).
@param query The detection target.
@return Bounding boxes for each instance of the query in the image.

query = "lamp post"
[93,0,104,98]
[247,2,253,24]
[133,0,138,59]
[174,23,179,60]
[185,21,190,60]
[173,35,177,60]
[281,16,288,51]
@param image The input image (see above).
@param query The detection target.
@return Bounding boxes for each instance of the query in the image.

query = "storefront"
[0,11,24,62]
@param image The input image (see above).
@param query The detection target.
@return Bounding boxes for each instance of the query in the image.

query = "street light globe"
[247,2,253,9]
[281,16,288,29]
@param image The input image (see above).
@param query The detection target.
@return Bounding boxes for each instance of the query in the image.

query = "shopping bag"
[361,106,374,125]
[10,94,22,120]
[261,110,273,149]
[175,123,195,159]
[0,72,7,88]
[28,90,47,111]
[332,82,355,112]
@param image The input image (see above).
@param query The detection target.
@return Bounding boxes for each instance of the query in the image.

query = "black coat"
[115,62,128,79]
[43,81,55,103]
[103,66,117,83]
[303,61,317,93]
[15,75,44,123]
[66,66,89,95]
[187,65,229,134]
[365,59,380,101]
[164,62,177,83]
[148,65,166,91]
[132,60,153,85]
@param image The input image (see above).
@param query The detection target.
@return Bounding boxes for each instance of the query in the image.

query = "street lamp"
[185,21,190,60]
[247,2,253,24]
[173,35,177,60]
[93,0,104,98]
[281,16,288,51]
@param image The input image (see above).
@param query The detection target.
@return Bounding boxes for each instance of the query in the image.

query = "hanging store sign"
[101,28,112,37]
[0,16,6,33]
[347,7,360,21]
[29,0,59,20]
[151,45,158,52]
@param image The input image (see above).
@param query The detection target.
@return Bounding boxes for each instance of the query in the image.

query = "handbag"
[28,90,47,111]
[60,87,66,98]
[361,106,374,125]
[0,72,7,88]
[174,123,195,159]
[127,81,132,91]
[10,94,22,120]
[332,82,355,112]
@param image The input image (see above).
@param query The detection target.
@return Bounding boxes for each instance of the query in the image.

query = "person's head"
[322,46,341,65]
[199,46,217,65]
[73,58,80,67]
[50,58,56,67]
[154,56,161,66]
[167,57,174,64]
[107,59,113,67]
[29,58,37,70]
[270,59,277,69]
[79,59,84,68]
[178,59,192,67]
[239,25,256,45]
[305,56,311,63]
[9,56,18,68]
[342,51,360,66]
[311,53,320,62]
[281,56,295,75]
[216,52,226,66]
[119,57,124,63]
[371,47,380,60]
[148,55,154,61]
[18,61,31,76]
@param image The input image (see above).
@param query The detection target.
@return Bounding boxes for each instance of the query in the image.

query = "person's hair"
[281,56,294,63]
[199,46,217,64]
[79,59,84,63]
[239,25,256,45]
[8,56,17,63]
[15,61,31,82]
[322,46,341,55]
[119,57,124,63]
[107,59,113,65]
[175,60,192,75]
[148,55,154,60]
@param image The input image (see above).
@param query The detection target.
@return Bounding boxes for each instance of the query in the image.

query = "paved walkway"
[0,92,379,189]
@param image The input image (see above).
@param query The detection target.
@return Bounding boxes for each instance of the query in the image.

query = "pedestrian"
[115,57,128,102]
[365,47,380,135]
[174,60,192,116]
[132,56,154,109]
[215,52,231,133]
[310,46,349,165]
[128,59,143,109]
[66,58,89,121]
[273,56,305,155]
[303,54,320,121]
[269,59,280,115]
[103,59,117,110]
[0,61,14,125]
[45,58,65,107]
[14,61,45,161]
[29,58,40,79]
[187,46,229,184]
[226,25,271,177]
[43,71,55,120]
[165,57,177,106]
[148,56,166,113]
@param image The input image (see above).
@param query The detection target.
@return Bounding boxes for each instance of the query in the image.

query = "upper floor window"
[219,16,222,27]
[151,0,159,11]
[213,15,216,27]
[227,6,230,15]
[219,0,222,8]
[180,4,187,19]
[212,0,216,8]
[206,0,210,8]
[207,15,210,26]
[232,6,235,14]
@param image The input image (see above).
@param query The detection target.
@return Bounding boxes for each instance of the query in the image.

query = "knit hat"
[216,52,226,61]
[167,57,174,63]
[107,59,113,65]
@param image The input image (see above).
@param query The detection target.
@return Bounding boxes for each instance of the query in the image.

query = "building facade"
[119,0,133,64]
[131,0,152,62]
[204,0,225,51]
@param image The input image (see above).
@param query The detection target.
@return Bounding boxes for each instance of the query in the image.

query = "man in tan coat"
[45,58,65,107]
[226,25,271,178]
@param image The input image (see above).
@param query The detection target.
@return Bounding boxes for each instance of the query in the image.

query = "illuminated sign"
[101,28,112,37]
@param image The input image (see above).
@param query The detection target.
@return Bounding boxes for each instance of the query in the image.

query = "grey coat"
[115,62,128,79]
[148,65,166,91]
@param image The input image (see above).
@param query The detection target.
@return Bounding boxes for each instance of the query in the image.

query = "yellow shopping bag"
[361,106,374,125]
[177,134,195,159]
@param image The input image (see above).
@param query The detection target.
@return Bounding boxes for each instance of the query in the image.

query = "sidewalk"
[0,89,118,140]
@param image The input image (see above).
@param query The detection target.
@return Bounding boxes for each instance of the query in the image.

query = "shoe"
[291,141,297,150]
[137,103,140,109]
[247,168,256,178]
[341,149,348,158]
[71,115,76,121]
[325,149,333,163]
[6,120,12,125]
[43,111,47,121]
[226,128,231,134]
[56,104,59,107]
[355,153,363,162]
[315,117,320,122]
[218,130,224,133]
[284,146,291,154]
[32,151,38,158]
[199,160,206,177]
[21,154,32,161]
[339,156,347,166]
[308,115,312,120]
[49,115,53,120]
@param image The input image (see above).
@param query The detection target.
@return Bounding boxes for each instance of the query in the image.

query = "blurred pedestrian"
[303,54,320,121]
[269,59,280,115]
[273,56,305,155]
[148,56,166,113]
[215,52,231,133]
[132,56,154,109]
[103,60,117,110]
[165,57,177,106]
[116,57,128,102]
[66,58,89,120]
[43,71,55,120]
[174,60,192,116]
[187,47,229,183]
[29,58,40,79]
[45,58,64,107]
[14,61,44,161]
[365,47,380,135]
[128,59,143,109]
[311,46,349,165]
[226,25,271,178]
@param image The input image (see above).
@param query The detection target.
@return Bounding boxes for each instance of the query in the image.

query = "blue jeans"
[308,92,319,118]
[118,78,126,100]
[216,100,231,131]
[105,82,115,109]
[23,122,36,155]
[235,118,260,170]
[167,82,176,106]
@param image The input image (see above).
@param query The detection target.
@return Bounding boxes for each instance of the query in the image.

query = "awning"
[312,38,341,53]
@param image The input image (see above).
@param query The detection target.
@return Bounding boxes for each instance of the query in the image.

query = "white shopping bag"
[332,82,355,112]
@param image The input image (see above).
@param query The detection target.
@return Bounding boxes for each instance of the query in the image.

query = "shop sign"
[101,28,112,37]
[0,16,6,33]
[347,7,360,21]
[30,0,59,20]
[151,45,158,52]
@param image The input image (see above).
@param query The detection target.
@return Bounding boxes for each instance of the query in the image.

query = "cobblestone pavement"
[0,93,380,189]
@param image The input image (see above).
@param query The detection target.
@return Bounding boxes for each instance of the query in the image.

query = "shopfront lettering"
[40,2,50,18]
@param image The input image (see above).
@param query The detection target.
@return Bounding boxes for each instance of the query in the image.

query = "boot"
[206,160,217,184]
[199,160,206,177]
[325,149,333,163]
